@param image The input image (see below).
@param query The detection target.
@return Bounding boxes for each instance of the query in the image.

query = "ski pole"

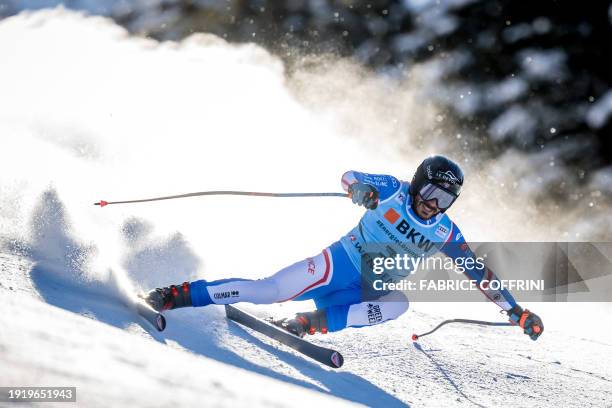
[94,190,349,207]
[412,319,514,341]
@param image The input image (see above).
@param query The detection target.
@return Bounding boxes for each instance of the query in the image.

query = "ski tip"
[330,351,344,368]
[135,300,166,332]
[411,334,418,341]
[156,313,167,332]
[95,200,108,207]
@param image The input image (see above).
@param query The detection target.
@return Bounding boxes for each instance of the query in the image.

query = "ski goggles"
[418,183,458,210]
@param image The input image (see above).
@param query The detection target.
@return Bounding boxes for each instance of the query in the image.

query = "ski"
[135,299,166,332]
[225,305,344,368]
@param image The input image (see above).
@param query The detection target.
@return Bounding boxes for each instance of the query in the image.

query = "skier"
[144,155,543,340]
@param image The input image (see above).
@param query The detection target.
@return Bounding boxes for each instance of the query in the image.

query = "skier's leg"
[289,241,360,304]
[145,246,346,311]
[277,290,409,336]
[190,277,277,306]
[190,248,336,306]
[326,291,410,332]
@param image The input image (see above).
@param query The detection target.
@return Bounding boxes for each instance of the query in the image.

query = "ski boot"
[273,309,328,338]
[143,282,192,312]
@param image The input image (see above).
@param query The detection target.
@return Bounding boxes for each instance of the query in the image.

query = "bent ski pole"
[412,319,513,341]
[94,191,349,207]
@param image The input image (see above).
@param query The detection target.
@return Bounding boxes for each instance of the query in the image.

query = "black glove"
[507,305,544,341]
[348,182,379,209]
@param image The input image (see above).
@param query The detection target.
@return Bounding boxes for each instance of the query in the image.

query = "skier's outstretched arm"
[440,224,544,340]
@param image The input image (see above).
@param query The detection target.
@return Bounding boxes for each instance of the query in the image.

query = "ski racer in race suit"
[145,155,544,341]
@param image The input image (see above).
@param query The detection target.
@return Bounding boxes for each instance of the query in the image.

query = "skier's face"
[413,194,441,220]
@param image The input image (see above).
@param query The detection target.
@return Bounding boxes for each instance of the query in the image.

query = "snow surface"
[1,9,612,407]
[0,258,354,408]
[2,250,612,407]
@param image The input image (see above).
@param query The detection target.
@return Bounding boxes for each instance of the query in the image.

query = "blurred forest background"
[2,0,611,200]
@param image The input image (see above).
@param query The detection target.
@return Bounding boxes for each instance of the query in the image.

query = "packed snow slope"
[1,255,357,408]
[2,252,612,407]
[1,9,611,408]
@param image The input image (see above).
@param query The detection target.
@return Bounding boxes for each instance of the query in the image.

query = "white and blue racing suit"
[190,171,517,332]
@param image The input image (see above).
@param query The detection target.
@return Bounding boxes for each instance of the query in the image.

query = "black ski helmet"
[410,155,464,211]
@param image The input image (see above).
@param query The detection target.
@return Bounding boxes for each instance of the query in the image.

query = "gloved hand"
[348,182,379,209]
[507,305,544,341]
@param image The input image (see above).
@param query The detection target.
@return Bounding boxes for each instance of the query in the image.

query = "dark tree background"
[2,0,611,182]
